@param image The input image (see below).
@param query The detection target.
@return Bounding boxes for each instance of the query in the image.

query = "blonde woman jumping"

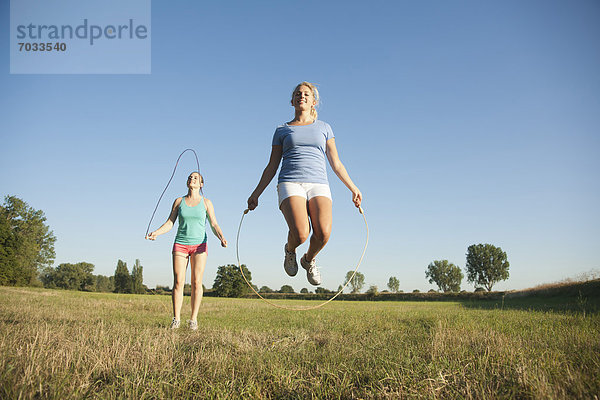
[247,82,362,286]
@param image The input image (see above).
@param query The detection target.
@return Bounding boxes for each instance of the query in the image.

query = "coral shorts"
[172,242,207,255]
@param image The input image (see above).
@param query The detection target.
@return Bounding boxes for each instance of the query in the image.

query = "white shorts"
[277,182,332,206]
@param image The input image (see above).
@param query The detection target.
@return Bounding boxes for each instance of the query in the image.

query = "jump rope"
[236,206,369,311]
[147,149,369,311]
[145,148,202,239]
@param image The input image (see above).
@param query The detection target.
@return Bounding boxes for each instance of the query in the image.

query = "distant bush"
[315,287,334,294]
[259,286,275,293]
[279,285,295,293]
[243,290,507,302]
[41,262,94,291]
[366,285,379,295]
[213,264,253,297]
[154,285,171,295]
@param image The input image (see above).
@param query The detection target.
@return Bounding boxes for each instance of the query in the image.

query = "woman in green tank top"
[146,172,227,330]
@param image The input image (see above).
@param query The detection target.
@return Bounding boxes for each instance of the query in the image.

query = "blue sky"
[1,0,599,293]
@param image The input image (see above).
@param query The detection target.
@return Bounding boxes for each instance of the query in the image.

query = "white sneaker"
[170,318,180,329]
[300,255,321,286]
[284,244,298,276]
[188,320,198,331]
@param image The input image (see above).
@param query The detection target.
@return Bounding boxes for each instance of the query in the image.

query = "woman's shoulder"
[273,123,294,139]
[315,119,332,129]
[172,197,183,208]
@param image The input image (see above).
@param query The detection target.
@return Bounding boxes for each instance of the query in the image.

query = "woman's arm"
[204,198,227,247]
[326,138,362,207]
[145,198,181,240]
[247,145,282,210]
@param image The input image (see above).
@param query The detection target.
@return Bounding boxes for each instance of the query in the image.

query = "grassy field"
[1,286,599,399]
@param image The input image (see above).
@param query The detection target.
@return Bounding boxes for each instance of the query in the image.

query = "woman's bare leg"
[172,252,188,320]
[279,196,311,252]
[305,196,332,262]
[189,251,207,321]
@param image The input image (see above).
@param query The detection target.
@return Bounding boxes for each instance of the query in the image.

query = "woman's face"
[187,173,202,189]
[291,85,316,110]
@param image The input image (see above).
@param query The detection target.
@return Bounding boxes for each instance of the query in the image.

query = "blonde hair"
[292,81,320,121]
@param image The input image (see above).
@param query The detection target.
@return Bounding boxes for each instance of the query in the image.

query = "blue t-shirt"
[272,120,335,184]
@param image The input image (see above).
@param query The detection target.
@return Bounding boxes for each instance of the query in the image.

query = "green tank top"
[174,196,208,245]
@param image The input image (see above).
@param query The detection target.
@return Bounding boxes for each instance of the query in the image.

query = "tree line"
[209,243,510,297]
[40,259,146,293]
[0,195,148,293]
[1,195,510,296]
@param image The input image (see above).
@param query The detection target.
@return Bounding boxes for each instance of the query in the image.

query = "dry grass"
[1,286,599,399]
[519,268,600,293]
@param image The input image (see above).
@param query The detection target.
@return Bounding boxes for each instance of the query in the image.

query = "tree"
[300,288,308,294]
[279,285,295,293]
[387,276,400,293]
[345,271,365,293]
[0,195,56,286]
[465,244,509,291]
[114,259,132,293]
[155,285,171,295]
[366,285,378,295]
[41,262,95,291]
[425,260,463,292]
[131,259,145,294]
[315,287,333,294]
[95,275,115,292]
[259,286,274,293]
[212,264,252,297]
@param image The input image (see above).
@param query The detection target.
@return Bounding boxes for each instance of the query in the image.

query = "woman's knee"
[191,279,203,290]
[172,276,186,290]
[291,226,310,244]
[313,226,331,244]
